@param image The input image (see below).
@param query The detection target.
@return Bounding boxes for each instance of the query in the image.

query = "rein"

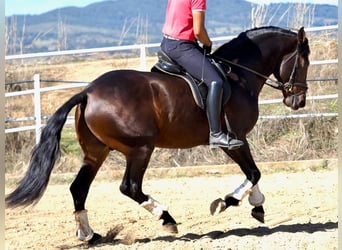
[212,48,307,93]
[212,55,284,90]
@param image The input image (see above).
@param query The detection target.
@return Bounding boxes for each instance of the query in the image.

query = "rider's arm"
[192,10,212,48]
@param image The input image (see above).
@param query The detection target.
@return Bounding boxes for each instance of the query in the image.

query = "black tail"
[6,90,87,208]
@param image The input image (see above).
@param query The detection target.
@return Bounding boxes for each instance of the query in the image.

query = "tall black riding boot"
[206,81,244,149]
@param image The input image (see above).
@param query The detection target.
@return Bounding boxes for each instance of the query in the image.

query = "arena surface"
[5,162,337,249]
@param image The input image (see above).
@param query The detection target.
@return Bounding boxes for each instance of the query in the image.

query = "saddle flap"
[151,50,231,110]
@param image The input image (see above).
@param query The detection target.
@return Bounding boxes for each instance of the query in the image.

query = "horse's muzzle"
[283,93,306,110]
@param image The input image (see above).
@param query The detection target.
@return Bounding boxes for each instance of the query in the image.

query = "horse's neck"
[217,34,296,97]
[232,61,273,98]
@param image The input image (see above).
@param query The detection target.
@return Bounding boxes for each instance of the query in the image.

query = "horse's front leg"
[210,142,266,223]
[249,183,266,222]
[121,145,178,234]
[210,179,265,222]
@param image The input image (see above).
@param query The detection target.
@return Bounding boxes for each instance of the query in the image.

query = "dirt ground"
[5,162,338,250]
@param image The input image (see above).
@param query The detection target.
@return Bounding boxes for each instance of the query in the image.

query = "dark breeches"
[161,37,223,87]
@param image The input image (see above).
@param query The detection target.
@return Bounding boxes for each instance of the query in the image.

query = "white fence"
[5,25,338,144]
[5,25,338,69]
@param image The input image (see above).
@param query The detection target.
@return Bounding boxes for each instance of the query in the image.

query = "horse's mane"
[213,26,297,59]
[244,26,296,39]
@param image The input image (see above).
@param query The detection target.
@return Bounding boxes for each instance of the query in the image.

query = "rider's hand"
[203,43,212,55]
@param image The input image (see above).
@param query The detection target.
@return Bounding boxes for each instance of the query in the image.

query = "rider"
[161,0,244,149]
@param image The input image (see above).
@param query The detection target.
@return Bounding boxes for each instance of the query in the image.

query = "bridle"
[280,48,308,98]
[212,43,308,98]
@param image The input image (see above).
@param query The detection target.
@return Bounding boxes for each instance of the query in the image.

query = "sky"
[5,0,338,16]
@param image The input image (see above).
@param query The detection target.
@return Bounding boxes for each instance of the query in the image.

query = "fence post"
[33,74,42,144]
[140,45,147,71]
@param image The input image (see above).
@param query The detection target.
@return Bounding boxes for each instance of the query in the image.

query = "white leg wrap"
[248,183,265,207]
[140,195,168,218]
[226,179,253,201]
[74,210,94,241]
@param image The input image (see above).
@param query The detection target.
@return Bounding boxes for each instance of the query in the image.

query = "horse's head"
[212,26,310,110]
[278,27,310,110]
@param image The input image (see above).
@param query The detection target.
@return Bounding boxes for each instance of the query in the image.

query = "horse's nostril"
[299,99,306,107]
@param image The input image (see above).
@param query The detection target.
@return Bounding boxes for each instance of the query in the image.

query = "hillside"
[5,0,338,55]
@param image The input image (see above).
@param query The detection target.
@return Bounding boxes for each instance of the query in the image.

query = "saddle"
[151,50,231,110]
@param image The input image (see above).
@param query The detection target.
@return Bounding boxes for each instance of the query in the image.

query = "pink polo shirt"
[162,0,206,41]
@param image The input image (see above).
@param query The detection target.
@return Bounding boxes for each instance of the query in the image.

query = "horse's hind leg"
[70,105,110,243]
[120,145,178,234]
[210,139,265,223]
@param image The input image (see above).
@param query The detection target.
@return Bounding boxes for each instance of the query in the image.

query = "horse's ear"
[298,27,306,44]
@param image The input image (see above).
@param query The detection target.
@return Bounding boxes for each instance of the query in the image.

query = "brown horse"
[6,26,310,243]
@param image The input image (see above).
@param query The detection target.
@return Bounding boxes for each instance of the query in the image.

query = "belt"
[163,34,180,40]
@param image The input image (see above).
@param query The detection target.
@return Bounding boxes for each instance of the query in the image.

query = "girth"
[151,50,230,110]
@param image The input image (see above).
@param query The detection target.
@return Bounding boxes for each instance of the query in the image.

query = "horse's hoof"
[251,206,265,223]
[163,223,178,234]
[88,233,102,244]
[210,198,226,215]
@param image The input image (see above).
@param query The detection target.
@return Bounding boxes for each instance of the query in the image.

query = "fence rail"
[5,25,338,70]
[5,74,338,144]
[5,25,338,143]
